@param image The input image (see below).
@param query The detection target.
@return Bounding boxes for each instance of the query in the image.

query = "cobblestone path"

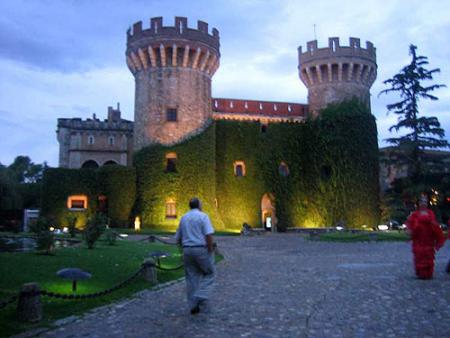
[26,234,450,337]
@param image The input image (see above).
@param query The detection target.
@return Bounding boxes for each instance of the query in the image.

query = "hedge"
[41,166,136,228]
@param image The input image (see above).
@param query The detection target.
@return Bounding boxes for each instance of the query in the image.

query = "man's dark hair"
[189,197,201,209]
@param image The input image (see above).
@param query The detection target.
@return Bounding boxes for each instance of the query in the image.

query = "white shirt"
[175,209,214,247]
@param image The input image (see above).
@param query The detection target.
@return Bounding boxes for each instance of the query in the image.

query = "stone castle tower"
[126,17,221,151]
[298,37,377,116]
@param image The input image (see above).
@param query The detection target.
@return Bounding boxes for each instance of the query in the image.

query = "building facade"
[50,17,380,231]
[57,105,133,168]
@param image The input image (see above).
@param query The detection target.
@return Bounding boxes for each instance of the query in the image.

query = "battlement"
[298,37,377,115]
[57,109,133,132]
[127,16,220,52]
[212,98,308,123]
[299,37,376,65]
[126,17,220,76]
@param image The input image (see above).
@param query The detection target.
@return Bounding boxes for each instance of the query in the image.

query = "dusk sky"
[1,0,449,167]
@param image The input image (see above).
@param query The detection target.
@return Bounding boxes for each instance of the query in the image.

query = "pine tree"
[379,44,448,178]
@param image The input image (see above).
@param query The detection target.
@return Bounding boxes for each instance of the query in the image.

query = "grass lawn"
[314,231,410,242]
[0,238,203,337]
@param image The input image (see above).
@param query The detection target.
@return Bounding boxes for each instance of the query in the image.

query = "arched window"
[279,162,290,177]
[234,161,246,177]
[165,152,177,173]
[81,160,99,169]
[165,198,177,218]
[67,195,88,210]
[88,135,95,145]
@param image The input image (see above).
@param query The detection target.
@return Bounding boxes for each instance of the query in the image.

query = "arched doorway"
[261,193,276,232]
[81,160,99,169]
[103,160,118,166]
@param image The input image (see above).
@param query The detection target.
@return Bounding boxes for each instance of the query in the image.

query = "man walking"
[175,197,215,314]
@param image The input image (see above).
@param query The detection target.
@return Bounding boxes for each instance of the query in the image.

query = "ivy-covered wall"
[41,166,136,228]
[97,166,136,227]
[42,100,379,231]
[133,100,379,231]
[215,121,267,230]
[134,124,224,231]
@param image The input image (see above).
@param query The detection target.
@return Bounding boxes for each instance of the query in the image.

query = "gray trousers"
[183,247,215,309]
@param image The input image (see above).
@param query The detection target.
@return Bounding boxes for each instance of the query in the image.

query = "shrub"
[66,214,78,238]
[36,230,55,255]
[104,227,117,246]
[31,217,55,254]
[84,214,107,249]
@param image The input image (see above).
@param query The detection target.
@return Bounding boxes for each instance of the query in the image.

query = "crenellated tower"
[298,37,377,117]
[126,17,220,150]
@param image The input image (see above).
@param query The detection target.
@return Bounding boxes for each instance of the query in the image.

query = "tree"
[379,44,449,178]
[8,156,46,183]
[0,156,49,211]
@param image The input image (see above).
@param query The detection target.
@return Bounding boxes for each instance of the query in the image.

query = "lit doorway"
[261,193,276,232]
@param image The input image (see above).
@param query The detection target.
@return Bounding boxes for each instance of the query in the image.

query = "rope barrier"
[17,265,145,301]
[2,241,220,310]
[0,294,18,309]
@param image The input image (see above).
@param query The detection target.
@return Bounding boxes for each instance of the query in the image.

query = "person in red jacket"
[405,196,445,279]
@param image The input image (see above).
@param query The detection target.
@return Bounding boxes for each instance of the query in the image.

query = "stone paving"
[23,234,450,338]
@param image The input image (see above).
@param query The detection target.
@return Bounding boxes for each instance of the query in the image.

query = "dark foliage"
[84,214,107,249]
[379,44,448,177]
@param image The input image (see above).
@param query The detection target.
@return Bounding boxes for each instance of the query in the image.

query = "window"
[279,162,290,177]
[166,108,177,122]
[97,195,108,214]
[165,152,177,173]
[321,165,332,180]
[108,136,115,146]
[166,199,177,218]
[67,195,88,210]
[234,161,246,177]
[88,135,95,145]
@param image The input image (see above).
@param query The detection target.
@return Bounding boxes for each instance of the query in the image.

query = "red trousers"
[413,246,435,279]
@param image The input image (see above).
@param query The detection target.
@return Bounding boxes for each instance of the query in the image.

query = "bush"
[31,217,55,254]
[66,214,78,238]
[30,217,49,234]
[36,230,55,255]
[104,227,117,246]
[84,214,107,249]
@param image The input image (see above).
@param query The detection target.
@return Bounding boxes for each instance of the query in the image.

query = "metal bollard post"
[142,259,157,284]
[17,283,42,323]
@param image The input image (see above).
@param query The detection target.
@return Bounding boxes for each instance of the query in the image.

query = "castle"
[50,17,380,231]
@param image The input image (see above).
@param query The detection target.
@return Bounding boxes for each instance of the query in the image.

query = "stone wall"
[57,108,133,168]
[298,37,377,115]
[126,16,220,151]
[133,67,212,149]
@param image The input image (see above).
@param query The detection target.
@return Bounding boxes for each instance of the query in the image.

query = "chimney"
[107,105,121,122]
